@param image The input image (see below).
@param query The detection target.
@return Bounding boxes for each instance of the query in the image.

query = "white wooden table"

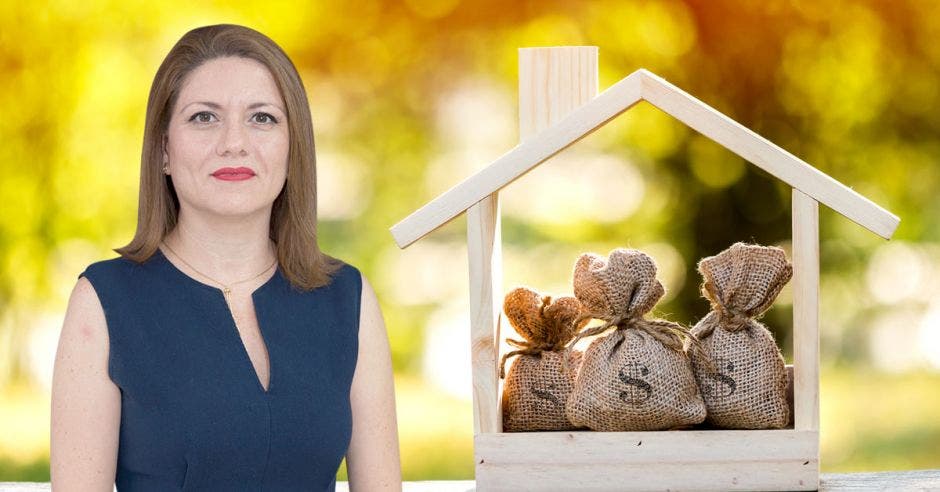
[3,470,939,491]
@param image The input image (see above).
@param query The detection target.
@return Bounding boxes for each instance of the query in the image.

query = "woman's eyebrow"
[247,102,286,113]
[178,101,222,115]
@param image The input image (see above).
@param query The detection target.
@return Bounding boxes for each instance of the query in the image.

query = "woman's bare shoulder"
[61,276,109,346]
[356,270,385,338]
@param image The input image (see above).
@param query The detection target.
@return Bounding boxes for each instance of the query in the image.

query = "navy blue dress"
[79,249,361,491]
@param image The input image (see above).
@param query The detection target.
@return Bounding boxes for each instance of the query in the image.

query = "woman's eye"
[188,111,216,123]
[251,112,278,124]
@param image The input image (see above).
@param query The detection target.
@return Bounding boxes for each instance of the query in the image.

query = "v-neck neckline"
[154,247,279,395]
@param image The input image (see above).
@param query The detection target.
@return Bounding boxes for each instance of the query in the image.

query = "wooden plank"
[467,195,502,434]
[390,69,641,249]
[820,469,940,490]
[476,429,817,464]
[478,462,817,491]
[792,189,820,433]
[475,430,818,491]
[518,47,598,139]
[391,69,899,249]
[640,71,898,239]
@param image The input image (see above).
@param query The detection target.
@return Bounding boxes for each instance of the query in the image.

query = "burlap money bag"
[500,287,587,432]
[691,242,792,429]
[565,249,707,431]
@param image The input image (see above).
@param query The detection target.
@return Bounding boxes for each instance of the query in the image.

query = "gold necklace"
[160,241,277,297]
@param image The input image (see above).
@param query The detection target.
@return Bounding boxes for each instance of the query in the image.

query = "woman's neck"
[162,208,277,287]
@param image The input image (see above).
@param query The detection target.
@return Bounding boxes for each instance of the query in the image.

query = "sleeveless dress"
[78,249,361,491]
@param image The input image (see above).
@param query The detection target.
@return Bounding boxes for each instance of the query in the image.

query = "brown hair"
[116,24,340,290]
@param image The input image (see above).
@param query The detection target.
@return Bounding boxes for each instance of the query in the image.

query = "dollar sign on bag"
[529,382,563,409]
[702,357,736,399]
[618,362,652,404]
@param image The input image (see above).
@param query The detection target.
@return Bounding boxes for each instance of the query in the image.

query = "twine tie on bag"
[715,307,752,331]
[563,310,713,373]
[499,338,572,378]
[695,279,760,339]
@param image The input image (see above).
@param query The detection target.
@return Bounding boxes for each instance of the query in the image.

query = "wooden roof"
[391,69,899,248]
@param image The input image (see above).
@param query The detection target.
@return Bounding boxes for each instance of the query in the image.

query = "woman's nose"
[216,120,248,157]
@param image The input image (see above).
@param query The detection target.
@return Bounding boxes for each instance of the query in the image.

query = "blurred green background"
[2,0,939,482]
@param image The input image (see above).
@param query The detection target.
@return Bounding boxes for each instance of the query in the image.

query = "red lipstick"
[211,167,256,181]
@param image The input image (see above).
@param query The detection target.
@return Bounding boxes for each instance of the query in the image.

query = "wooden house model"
[390,47,899,491]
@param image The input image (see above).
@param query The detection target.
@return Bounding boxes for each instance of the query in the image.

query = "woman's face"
[165,56,289,220]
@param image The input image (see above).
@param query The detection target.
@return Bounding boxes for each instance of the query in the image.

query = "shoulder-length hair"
[116,24,340,290]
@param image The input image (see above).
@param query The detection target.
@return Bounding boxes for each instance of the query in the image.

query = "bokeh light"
[3,0,940,482]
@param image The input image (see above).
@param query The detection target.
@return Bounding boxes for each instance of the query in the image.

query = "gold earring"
[163,165,169,175]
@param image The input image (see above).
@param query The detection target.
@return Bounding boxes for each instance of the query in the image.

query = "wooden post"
[792,188,820,433]
[467,196,502,434]
[791,188,820,489]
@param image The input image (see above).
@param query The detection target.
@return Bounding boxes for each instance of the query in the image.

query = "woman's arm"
[345,273,402,491]
[50,277,121,491]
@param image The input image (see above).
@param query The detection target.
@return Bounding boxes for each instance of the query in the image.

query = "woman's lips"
[211,167,256,181]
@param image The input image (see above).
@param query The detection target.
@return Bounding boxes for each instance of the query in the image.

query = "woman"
[50,24,401,491]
